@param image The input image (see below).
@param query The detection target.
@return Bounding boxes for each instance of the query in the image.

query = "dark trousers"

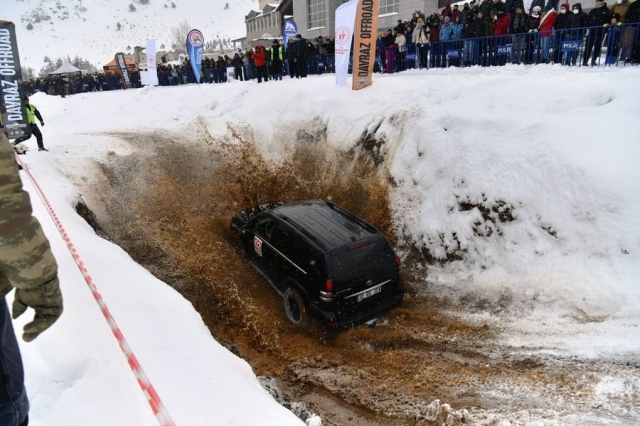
[256,65,268,83]
[13,124,43,150]
[294,59,307,77]
[0,297,30,426]
[234,67,243,81]
[584,31,604,65]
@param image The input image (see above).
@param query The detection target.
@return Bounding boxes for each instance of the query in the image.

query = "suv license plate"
[357,286,381,302]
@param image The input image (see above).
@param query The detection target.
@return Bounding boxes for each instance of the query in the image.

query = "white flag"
[146,39,159,86]
[335,0,359,86]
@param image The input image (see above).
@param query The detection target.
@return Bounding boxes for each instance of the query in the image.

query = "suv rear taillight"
[395,255,402,267]
[320,278,334,302]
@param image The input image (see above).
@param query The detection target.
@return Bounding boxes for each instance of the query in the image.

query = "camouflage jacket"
[0,132,58,296]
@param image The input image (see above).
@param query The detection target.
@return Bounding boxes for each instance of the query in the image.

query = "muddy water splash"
[85,127,631,426]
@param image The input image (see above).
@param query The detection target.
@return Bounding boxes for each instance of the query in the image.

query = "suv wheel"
[284,287,307,327]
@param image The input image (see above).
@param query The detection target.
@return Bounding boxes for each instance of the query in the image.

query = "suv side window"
[271,225,325,275]
[254,216,277,241]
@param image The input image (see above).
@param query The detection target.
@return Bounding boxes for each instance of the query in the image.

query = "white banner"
[335,0,359,86]
[146,39,159,86]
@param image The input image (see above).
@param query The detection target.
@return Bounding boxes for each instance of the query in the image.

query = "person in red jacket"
[492,10,511,65]
[252,45,268,83]
[539,3,558,63]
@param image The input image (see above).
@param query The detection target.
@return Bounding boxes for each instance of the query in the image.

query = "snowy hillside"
[4,0,258,71]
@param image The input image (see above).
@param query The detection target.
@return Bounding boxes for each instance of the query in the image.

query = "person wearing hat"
[252,45,268,83]
[293,34,309,78]
[564,3,588,65]
[12,98,47,152]
[553,3,571,63]
[524,5,543,64]
[583,0,612,65]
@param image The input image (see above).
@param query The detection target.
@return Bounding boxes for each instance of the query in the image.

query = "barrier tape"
[15,155,176,426]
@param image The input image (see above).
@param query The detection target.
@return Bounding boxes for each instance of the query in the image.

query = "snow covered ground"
[8,64,640,425]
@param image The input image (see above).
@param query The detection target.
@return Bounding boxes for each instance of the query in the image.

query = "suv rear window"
[331,239,395,283]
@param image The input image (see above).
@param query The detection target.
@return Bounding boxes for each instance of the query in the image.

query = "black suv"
[230,199,404,329]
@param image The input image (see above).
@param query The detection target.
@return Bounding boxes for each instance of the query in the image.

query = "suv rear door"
[329,236,399,309]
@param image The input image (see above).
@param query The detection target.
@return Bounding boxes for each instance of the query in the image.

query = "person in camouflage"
[0,131,63,426]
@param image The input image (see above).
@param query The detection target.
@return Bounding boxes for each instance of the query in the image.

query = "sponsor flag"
[283,18,298,51]
[146,39,159,86]
[115,52,133,89]
[335,0,359,86]
[186,29,204,84]
[352,0,379,90]
[0,20,30,140]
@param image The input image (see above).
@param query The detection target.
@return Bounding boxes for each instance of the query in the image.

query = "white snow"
[6,64,640,426]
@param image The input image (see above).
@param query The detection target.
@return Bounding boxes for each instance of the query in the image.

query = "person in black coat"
[524,6,542,63]
[553,2,572,62]
[625,0,640,62]
[511,6,529,63]
[293,34,309,78]
[564,3,589,64]
[583,0,612,65]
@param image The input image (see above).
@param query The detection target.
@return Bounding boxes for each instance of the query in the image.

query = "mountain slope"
[4,0,258,71]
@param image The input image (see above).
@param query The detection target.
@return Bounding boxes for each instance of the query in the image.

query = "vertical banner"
[115,52,133,89]
[352,0,379,90]
[334,0,359,86]
[186,29,204,84]
[283,18,298,50]
[0,20,30,140]
[146,39,159,86]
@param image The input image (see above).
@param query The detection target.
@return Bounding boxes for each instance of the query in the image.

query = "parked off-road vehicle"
[230,199,404,329]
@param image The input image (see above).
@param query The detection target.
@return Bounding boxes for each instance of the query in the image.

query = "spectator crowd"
[18,0,640,98]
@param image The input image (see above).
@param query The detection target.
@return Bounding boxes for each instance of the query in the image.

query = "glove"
[604,23,610,27]
[534,29,538,32]
[12,276,63,342]
[616,22,622,27]
[40,121,44,126]
[528,29,533,32]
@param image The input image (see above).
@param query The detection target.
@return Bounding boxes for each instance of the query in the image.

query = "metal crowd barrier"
[305,22,639,75]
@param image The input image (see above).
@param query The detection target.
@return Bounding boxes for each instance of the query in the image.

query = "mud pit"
[76,129,638,425]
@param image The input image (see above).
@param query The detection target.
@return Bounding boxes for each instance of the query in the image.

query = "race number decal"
[254,236,263,257]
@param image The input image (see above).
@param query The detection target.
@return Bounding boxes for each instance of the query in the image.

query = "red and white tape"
[16,156,176,426]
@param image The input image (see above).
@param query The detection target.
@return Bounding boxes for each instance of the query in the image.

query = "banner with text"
[146,39,159,86]
[334,0,358,86]
[115,52,133,89]
[0,20,30,140]
[352,0,379,90]
[186,29,204,84]
[283,18,298,51]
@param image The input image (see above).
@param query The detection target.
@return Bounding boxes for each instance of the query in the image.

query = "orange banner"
[352,0,379,90]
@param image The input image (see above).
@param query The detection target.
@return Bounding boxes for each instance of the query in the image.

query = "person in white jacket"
[394,30,407,71]
[416,24,430,68]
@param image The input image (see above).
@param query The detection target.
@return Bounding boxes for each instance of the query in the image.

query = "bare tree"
[170,20,191,54]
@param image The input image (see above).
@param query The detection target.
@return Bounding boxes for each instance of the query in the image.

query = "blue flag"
[186,29,204,83]
[283,18,297,51]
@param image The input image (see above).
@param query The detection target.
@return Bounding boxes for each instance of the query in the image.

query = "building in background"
[291,0,440,42]
[244,0,442,51]
[244,0,294,49]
